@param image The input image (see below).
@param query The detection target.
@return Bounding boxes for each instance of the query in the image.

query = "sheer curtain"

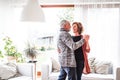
[74,0,120,74]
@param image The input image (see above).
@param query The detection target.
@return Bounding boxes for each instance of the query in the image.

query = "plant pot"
[7,56,16,62]
[28,60,37,63]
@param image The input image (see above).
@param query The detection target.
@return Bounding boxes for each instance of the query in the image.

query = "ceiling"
[1,0,120,4]
[0,0,120,8]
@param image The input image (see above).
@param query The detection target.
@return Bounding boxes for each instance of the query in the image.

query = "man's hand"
[57,47,61,53]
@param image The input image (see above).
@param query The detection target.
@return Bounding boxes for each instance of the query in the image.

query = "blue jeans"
[58,67,76,80]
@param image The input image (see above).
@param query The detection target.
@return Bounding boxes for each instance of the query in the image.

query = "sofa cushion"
[82,73,114,80]
[17,63,35,77]
[49,72,59,80]
[88,57,113,74]
[0,63,17,79]
[8,76,32,80]
[51,57,60,72]
[88,57,96,73]
[94,60,112,74]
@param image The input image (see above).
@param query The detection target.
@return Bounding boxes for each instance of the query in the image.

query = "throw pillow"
[51,57,60,72]
[88,57,96,73]
[0,62,17,79]
[94,61,112,74]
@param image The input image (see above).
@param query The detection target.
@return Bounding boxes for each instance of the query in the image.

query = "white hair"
[60,20,68,28]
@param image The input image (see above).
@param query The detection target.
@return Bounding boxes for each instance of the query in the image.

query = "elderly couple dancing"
[57,20,91,80]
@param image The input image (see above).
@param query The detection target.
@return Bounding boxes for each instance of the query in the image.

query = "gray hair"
[60,20,68,28]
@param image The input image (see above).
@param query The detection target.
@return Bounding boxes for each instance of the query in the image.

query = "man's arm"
[63,33,85,50]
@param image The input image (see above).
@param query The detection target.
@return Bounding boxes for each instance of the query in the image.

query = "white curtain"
[74,2,120,74]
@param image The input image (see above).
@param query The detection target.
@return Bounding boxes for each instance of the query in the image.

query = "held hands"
[83,34,90,42]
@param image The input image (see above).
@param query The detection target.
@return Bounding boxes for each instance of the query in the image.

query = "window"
[27,7,75,50]
[0,3,120,66]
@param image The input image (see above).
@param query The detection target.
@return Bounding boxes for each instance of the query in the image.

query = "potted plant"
[3,36,22,62]
[24,43,39,63]
[0,50,4,58]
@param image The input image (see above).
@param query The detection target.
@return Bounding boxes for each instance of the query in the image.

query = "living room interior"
[0,0,120,80]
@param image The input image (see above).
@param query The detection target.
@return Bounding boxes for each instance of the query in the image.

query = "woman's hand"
[83,34,90,42]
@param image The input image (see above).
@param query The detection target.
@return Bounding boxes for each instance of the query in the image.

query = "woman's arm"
[85,41,90,53]
[83,35,90,53]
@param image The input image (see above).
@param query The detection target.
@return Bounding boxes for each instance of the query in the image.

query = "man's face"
[65,22,71,32]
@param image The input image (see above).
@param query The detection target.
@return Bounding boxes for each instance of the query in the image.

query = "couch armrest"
[41,63,50,80]
[17,63,35,80]
[116,67,120,80]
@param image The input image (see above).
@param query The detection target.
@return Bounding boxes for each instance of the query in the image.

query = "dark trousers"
[76,61,84,80]
[58,67,76,80]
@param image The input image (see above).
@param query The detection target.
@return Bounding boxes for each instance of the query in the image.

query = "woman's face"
[72,24,78,33]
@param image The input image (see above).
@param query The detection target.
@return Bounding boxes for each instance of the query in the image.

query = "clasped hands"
[83,34,90,42]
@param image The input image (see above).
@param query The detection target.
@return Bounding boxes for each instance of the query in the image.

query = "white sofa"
[40,58,116,80]
[0,63,35,80]
[116,67,120,80]
[9,63,35,80]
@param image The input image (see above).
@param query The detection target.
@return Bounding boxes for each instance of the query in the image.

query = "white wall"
[0,0,28,52]
[118,8,120,66]
[38,0,78,4]
[38,0,120,4]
